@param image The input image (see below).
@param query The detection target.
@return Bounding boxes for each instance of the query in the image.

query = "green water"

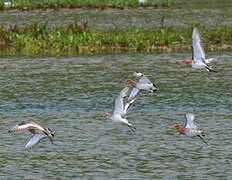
[0,53,231,179]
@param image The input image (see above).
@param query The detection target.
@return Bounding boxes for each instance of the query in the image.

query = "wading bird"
[176,27,216,72]
[8,121,55,149]
[167,113,208,145]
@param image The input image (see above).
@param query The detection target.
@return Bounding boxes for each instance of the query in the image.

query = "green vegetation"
[0,0,174,10]
[0,23,231,56]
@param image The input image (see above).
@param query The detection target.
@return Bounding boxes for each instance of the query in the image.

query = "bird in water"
[8,120,55,149]
[176,27,216,72]
[167,113,208,145]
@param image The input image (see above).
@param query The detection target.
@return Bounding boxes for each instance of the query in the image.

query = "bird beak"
[153,88,159,93]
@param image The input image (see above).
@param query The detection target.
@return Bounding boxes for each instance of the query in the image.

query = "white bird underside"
[25,134,47,149]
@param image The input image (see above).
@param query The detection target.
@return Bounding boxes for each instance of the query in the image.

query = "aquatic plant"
[0,23,231,56]
[0,0,175,10]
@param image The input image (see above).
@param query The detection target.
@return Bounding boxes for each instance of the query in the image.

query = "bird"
[96,86,139,119]
[98,72,158,120]
[110,87,136,131]
[167,113,208,145]
[123,72,159,114]
[176,27,216,72]
[125,72,159,92]
[8,120,55,149]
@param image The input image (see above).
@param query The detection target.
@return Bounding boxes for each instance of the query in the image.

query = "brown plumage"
[176,59,193,67]
[8,120,55,149]
[167,125,189,135]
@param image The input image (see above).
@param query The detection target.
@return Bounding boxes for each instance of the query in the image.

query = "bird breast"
[185,129,202,136]
[110,114,123,122]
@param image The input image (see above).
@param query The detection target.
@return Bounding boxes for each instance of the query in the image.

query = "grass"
[0,0,175,10]
[0,23,231,56]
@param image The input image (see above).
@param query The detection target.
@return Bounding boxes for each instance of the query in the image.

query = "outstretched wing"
[25,134,47,149]
[127,88,140,102]
[8,121,44,133]
[124,88,140,115]
[192,27,205,63]
[184,113,197,129]
[113,87,130,116]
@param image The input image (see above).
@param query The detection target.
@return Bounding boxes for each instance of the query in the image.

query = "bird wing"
[124,88,140,115]
[127,88,140,102]
[185,113,197,129]
[8,121,44,133]
[113,87,130,116]
[205,58,214,64]
[25,134,47,149]
[192,27,205,63]
[138,74,152,84]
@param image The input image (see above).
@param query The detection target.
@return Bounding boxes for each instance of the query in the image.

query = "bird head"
[133,72,144,77]
[46,127,55,138]
[151,83,159,92]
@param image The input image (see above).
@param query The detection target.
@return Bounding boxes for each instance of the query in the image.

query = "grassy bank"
[0,0,174,10]
[0,23,231,56]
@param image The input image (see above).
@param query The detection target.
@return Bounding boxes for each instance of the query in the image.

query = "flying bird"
[167,113,208,145]
[176,27,216,72]
[98,72,158,120]
[123,72,159,114]
[110,87,136,131]
[8,120,55,149]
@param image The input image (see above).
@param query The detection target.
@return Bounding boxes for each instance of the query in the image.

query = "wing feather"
[25,134,47,149]
[113,87,130,116]
[9,121,44,133]
[124,88,140,115]
[192,27,205,62]
[185,113,197,129]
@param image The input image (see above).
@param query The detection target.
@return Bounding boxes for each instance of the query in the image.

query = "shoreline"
[0,23,231,56]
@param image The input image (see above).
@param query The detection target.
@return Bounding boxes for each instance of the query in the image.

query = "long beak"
[197,134,209,145]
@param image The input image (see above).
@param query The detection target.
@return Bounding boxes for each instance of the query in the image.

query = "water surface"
[0,52,231,179]
[1,5,232,29]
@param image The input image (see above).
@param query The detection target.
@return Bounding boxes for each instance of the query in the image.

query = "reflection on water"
[0,53,231,179]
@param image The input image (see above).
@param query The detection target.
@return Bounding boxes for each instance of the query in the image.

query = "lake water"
[1,4,232,30]
[0,53,231,179]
